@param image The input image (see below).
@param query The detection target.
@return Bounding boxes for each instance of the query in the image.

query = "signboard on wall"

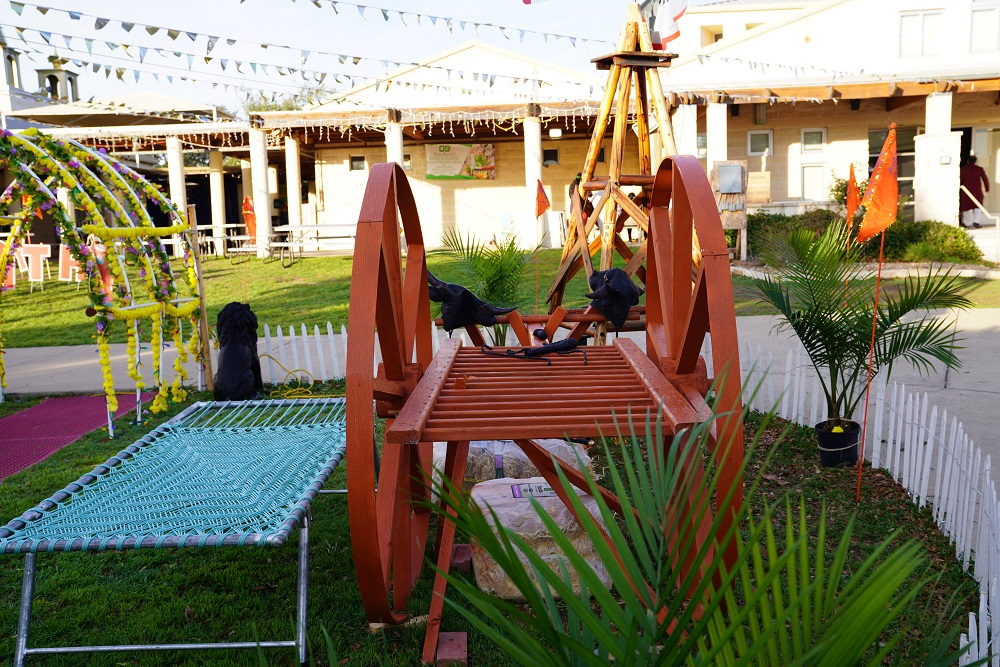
[425,144,495,180]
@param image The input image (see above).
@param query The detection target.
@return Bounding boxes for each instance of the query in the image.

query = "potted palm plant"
[749,223,971,466]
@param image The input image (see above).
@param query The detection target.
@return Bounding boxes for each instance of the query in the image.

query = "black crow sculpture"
[586,268,644,331]
[213,301,264,401]
[427,271,515,334]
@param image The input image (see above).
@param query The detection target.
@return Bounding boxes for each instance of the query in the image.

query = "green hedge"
[742,210,983,264]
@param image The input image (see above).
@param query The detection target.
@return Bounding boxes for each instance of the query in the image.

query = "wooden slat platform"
[386,339,699,444]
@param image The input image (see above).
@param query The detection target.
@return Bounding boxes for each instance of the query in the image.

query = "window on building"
[543,148,559,166]
[869,127,918,222]
[971,1,1000,53]
[801,164,826,201]
[349,155,365,171]
[402,153,412,170]
[900,10,942,57]
[747,130,772,157]
[701,25,723,47]
[44,74,58,98]
[696,133,708,159]
[801,128,826,152]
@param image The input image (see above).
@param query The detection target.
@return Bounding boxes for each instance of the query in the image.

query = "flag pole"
[856,230,887,502]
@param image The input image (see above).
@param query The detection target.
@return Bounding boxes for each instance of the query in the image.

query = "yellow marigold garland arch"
[0,128,204,426]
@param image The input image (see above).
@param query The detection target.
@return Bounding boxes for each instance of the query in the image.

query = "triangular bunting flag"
[115,68,124,80]
[146,26,160,36]
[352,56,360,65]
[71,59,81,67]
[68,10,80,19]
[139,47,147,62]
[204,56,212,65]
[300,50,309,63]
[220,59,227,70]
[206,36,218,53]
[227,38,236,45]
[10,2,24,14]
[167,29,179,40]
[381,9,388,20]
[62,35,72,48]
[250,62,257,74]
[357,5,365,18]
[35,5,47,13]
[133,70,140,82]
[91,63,99,73]
[186,54,193,68]
[39,31,51,44]
[167,75,173,83]
[186,32,197,41]
[235,61,244,72]
[121,22,134,32]
[95,17,109,30]
[519,29,525,41]
[152,72,158,81]
[104,66,111,78]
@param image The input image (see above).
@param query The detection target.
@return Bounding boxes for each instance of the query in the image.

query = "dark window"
[349,155,365,171]
[543,148,559,166]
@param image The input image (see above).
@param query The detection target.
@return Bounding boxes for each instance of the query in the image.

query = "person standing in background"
[960,155,990,229]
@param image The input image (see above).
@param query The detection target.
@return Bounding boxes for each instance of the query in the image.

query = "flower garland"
[0,129,207,415]
[82,223,189,239]
[125,326,145,390]
[96,334,118,413]
[170,322,189,403]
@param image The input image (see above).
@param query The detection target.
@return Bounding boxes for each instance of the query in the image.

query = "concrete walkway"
[3,310,998,460]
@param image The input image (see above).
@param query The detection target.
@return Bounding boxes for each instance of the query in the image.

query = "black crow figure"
[586,268,644,331]
[213,301,263,401]
[427,271,515,335]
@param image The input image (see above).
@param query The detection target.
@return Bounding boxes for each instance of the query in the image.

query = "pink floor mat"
[0,394,146,482]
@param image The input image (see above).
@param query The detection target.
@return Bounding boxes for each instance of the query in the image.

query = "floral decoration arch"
[0,128,203,415]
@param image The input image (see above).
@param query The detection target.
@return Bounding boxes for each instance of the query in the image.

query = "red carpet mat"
[0,394,147,482]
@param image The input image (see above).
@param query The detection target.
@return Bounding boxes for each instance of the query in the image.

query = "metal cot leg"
[296,514,310,666]
[14,553,37,667]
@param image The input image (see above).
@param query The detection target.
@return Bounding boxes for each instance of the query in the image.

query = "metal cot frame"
[1,398,349,666]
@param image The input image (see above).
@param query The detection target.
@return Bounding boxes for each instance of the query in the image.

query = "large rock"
[431,439,591,499]
[469,476,612,601]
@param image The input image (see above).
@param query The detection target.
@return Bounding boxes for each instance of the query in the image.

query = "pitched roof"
[10,91,232,126]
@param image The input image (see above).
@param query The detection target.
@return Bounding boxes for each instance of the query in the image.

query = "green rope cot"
[0,398,347,554]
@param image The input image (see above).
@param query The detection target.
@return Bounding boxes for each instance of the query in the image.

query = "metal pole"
[14,553,37,667]
[296,514,310,666]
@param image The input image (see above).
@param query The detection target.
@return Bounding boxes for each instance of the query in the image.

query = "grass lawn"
[0,390,979,666]
[4,249,998,348]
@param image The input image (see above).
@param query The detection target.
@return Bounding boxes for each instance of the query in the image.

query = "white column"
[914,92,960,226]
[523,114,544,248]
[706,102,728,174]
[208,150,225,256]
[284,136,303,234]
[248,128,273,258]
[650,132,664,170]
[672,104,699,157]
[385,121,404,166]
[239,159,252,203]
[165,135,186,257]
[924,92,952,135]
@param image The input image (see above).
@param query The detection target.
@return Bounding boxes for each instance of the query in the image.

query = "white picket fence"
[740,341,997,664]
[261,320,994,661]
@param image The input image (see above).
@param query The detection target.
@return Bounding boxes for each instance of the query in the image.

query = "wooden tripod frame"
[547,3,678,345]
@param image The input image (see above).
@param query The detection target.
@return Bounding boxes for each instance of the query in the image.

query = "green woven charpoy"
[0,399,347,554]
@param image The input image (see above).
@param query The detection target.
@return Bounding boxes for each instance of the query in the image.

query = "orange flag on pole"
[856,124,898,243]
[845,163,860,231]
[535,179,550,218]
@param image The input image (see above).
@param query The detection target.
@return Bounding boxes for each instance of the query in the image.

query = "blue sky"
[0,0,674,112]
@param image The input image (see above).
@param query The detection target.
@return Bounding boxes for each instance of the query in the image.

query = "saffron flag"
[857,124,898,243]
[845,163,860,231]
[535,179,550,218]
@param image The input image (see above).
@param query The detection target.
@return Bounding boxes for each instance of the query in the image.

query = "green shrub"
[829,173,869,207]
[747,211,984,264]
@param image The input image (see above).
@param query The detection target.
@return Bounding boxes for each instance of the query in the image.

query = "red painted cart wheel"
[345,163,435,624]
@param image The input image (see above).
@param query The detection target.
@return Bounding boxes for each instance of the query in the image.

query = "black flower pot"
[815,419,860,467]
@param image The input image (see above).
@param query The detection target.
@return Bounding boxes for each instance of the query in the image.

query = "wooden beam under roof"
[670,76,1000,104]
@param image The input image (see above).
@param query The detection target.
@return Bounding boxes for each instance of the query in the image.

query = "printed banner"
[425,144,495,180]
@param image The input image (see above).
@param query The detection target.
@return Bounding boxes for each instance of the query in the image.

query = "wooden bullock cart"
[344,157,743,663]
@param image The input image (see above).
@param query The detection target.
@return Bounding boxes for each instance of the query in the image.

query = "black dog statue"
[213,301,263,401]
[427,271,515,334]
[586,268,644,331]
